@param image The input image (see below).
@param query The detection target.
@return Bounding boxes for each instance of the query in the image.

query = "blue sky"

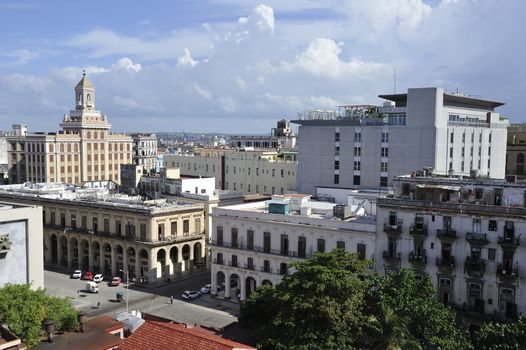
[0,0,525,133]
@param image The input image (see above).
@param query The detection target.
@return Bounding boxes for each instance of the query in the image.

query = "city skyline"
[1,0,524,133]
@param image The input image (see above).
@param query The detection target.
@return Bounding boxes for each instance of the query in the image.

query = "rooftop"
[119,321,256,350]
[379,92,505,110]
[0,183,203,214]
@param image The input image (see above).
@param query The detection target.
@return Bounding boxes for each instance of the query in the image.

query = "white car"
[71,270,82,279]
[93,274,104,283]
[200,284,212,294]
[182,290,201,300]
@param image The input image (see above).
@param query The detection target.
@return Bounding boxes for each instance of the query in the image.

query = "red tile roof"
[119,321,256,350]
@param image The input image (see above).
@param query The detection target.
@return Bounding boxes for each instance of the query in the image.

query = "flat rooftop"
[395,174,525,188]
[0,183,203,214]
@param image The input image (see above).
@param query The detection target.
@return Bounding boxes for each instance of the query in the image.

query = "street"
[44,270,239,329]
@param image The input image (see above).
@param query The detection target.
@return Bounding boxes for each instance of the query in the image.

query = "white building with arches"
[210,194,376,301]
[0,182,206,286]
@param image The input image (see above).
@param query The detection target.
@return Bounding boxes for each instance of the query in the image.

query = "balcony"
[466,232,489,245]
[497,264,519,282]
[498,235,520,250]
[212,258,224,265]
[384,222,402,236]
[437,229,457,242]
[409,224,428,237]
[464,256,486,277]
[436,257,456,272]
[383,251,401,263]
[408,251,427,266]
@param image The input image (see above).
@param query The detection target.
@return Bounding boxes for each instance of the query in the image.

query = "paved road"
[44,270,239,329]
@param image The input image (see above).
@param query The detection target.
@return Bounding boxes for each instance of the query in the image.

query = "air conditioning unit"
[333,205,353,220]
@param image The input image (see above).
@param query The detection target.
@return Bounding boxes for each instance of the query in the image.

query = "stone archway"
[115,245,124,278]
[182,244,190,271]
[103,243,112,275]
[126,247,136,280]
[193,242,202,266]
[261,279,273,286]
[230,273,241,300]
[156,249,167,280]
[170,246,179,276]
[50,234,58,265]
[91,241,101,272]
[139,249,149,282]
[80,239,89,271]
[217,271,226,293]
[246,276,257,298]
[59,236,68,267]
[70,237,79,269]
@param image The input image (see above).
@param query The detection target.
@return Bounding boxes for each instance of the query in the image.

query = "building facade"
[131,133,157,173]
[293,87,508,194]
[506,123,526,179]
[210,194,376,301]
[376,174,525,320]
[0,183,206,285]
[0,201,44,289]
[7,74,133,185]
[164,148,297,195]
[229,119,297,149]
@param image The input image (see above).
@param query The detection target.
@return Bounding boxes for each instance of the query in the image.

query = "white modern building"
[210,194,376,301]
[164,148,297,195]
[376,173,525,320]
[293,87,508,194]
[0,201,44,289]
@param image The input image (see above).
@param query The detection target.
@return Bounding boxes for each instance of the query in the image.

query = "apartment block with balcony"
[210,194,376,302]
[377,174,526,320]
[0,182,206,286]
[131,133,158,173]
[293,87,508,194]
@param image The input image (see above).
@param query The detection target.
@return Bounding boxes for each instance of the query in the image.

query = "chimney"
[43,319,56,343]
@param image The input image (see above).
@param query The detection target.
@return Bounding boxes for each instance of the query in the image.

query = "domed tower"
[75,70,95,111]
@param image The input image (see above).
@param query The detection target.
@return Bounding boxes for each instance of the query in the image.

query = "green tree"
[240,249,371,350]
[371,269,472,350]
[0,284,79,347]
[472,316,526,350]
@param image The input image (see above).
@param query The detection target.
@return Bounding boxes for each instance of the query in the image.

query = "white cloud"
[177,49,199,68]
[1,49,39,65]
[112,96,139,110]
[111,57,142,72]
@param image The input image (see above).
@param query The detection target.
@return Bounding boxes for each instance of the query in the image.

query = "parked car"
[85,281,99,293]
[71,270,82,279]
[110,276,121,286]
[93,274,104,283]
[181,290,201,300]
[82,271,94,280]
[200,284,212,294]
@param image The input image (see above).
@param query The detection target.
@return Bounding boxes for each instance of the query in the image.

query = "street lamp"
[119,269,129,314]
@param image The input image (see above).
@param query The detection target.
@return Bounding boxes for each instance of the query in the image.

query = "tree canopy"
[240,249,473,350]
[472,316,526,350]
[0,284,78,347]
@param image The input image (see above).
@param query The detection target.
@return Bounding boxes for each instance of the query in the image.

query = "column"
[224,272,231,299]
[148,249,157,283]
[211,269,218,295]
[240,275,247,302]
[111,246,117,276]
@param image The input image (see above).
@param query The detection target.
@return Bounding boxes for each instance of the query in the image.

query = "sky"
[0,0,525,134]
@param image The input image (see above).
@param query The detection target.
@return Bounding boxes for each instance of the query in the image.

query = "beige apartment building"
[7,73,133,185]
[164,148,298,195]
[0,183,206,285]
[506,123,526,179]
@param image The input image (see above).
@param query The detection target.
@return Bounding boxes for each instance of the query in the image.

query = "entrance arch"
[59,236,68,267]
[80,239,89,271]
[103,243,112,275]
[246,276,257,297]
[156,249,167,279]
[230,273,241,300]
[261,279,273,286]
[193,242,202,266]
[182,244,190,271]
[127,247,136,280]
[139,249,149,282]
[50,234,58,265]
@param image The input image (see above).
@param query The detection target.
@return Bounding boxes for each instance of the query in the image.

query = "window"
[357,243,366,260]
[140,223,147,241]
[217,226,223,245]
[104,219,109,232]
[171,221,177,235]
[216,253,223,265]
[462,133,466,143]
[247,257,254,270]
[263,232,271,253]
[473,218,481,233]
[354,161,361,171]
[334,146,340,156]
[488,220,497,231]
[449,147,453,158]
[336,241,345,250]
[334,174,339,184]
[335,132,340,142]
[381,162,388,172]
[488,248,496,261]
[317,238,325,253]
[81,216,87,229]
[353,175,360,185]
[231,228,238,248]
[334,160,339,170]
[263,260,271,273]
[183,219,189,234]
[115,220,121,235]
[60,213,66,227]
[381,147,389,157]
[354,132,361,142]
[381,132,389,143]
[450,132,454,143]
[231,255,238,267]
[354,147,361,156]
[280,234,289,256]
[380,176,388,187]
[247,230,254,250]
[298,236,306,258]
[71,214,76,228]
